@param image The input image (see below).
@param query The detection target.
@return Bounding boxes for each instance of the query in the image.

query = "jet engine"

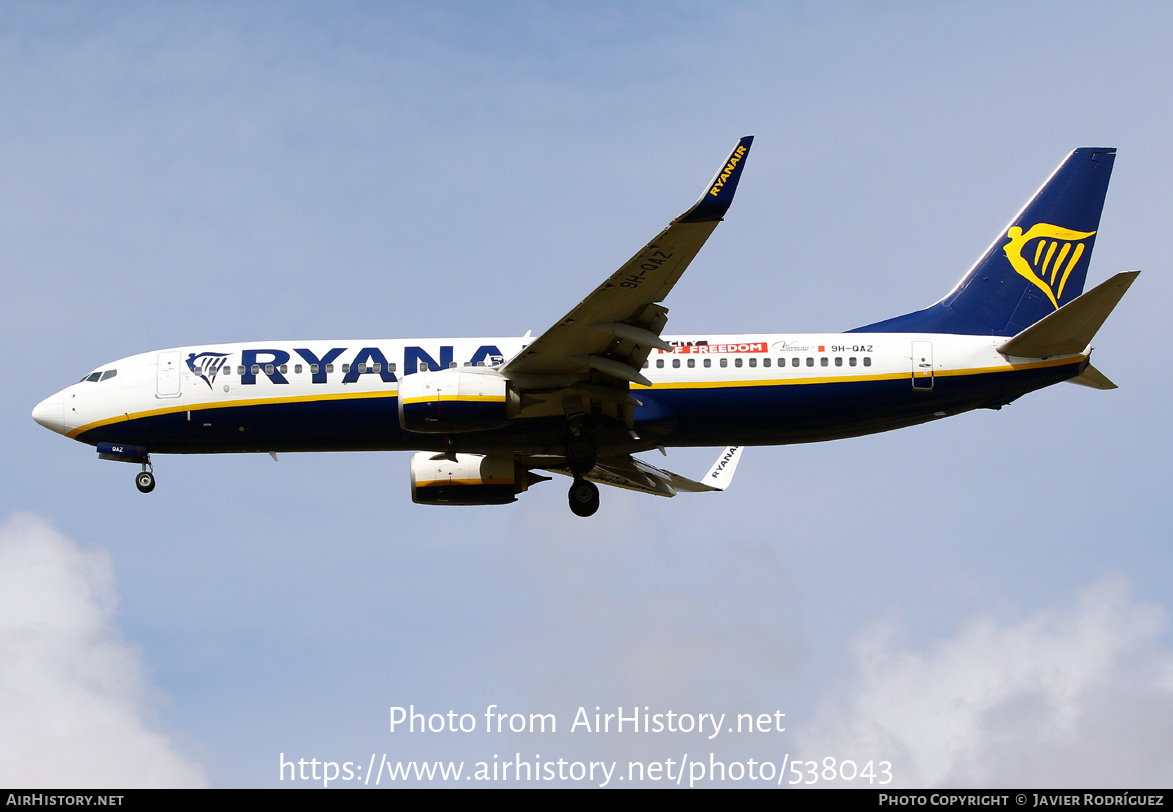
[409,452,549,505]
[397,368,519,433]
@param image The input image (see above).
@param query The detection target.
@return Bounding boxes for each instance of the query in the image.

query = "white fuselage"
[33,332,1085,454]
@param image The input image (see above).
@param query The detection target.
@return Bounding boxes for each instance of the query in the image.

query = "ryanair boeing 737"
[32,138,1138,516]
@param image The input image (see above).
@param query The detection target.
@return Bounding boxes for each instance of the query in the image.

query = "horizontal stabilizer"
[997,271,1139,358]
[1067,364,1117,390]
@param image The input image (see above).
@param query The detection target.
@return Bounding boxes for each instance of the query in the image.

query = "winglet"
[675,136,754,224]
[668,445,744,493]
[700,445,743,490]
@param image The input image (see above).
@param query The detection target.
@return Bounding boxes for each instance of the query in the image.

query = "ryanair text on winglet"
[707,145,747,197]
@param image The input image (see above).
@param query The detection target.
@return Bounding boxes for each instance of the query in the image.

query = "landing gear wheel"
[565,435,597,475]
[568,479,599,517]
[135,470,155,494]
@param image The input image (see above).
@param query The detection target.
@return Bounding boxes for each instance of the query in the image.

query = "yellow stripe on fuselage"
[399,395,507,406]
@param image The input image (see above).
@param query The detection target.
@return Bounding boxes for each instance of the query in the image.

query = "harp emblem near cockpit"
[1002,223,1096,309]
[186,351,230,389]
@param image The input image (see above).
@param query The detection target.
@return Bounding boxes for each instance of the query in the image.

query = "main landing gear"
[565,434,597,475]
[564,433,600,516]
[568,479,599,518]
[96,443,157,494]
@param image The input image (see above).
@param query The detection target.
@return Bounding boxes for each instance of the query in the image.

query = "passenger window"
[748,358,757,368]
[672,359,680,368]
[703,358,711,368]
[820,357,828,367]
[294,364,303,374]
[279,364,288,374]
[835,357,843,367]
[643,361,650,369]
[310,364,319,374]
[792,358,799,367]
[863,357,872,367]
[687,358,695,368]
[734,358,743,368]
[357,363,367,373]
[251,364,261,375]
[656,359,665,368]
[265,364,275,375]
[326,364,334,373]
[373,363,382,373]
[342,364,351,373]
[389,363,396,372]
[763,358,771,368]
[720,358,728,368]
[805,357,814,367]
[849,357,857,367]
[238,366,245,375]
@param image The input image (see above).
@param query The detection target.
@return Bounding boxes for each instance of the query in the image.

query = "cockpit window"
[80,368,120,383]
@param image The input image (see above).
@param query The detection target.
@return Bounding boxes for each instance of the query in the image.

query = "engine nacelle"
[410,452,545,506]
[397,368,517,433]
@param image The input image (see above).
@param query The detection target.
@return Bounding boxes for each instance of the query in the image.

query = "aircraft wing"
[501,136,753,387]
[544,446,744,498]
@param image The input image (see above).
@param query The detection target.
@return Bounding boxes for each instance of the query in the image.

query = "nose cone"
[32,391,67,435]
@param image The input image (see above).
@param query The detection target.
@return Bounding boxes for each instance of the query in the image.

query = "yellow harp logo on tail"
[1002,223,1096,309]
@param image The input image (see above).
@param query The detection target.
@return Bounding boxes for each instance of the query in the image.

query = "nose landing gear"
[96,443,157,494]
[134,462,156,495]
[134,465,155,494]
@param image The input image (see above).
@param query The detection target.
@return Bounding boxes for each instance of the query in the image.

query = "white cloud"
[796,577,1173,788]
[0,513,206,788]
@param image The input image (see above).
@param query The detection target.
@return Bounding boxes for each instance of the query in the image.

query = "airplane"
[32,137,1138,517]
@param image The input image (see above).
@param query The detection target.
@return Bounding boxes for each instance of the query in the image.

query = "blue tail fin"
[853,148,1116,336]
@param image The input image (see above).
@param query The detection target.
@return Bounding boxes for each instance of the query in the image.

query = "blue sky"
[2,1,1171,787]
